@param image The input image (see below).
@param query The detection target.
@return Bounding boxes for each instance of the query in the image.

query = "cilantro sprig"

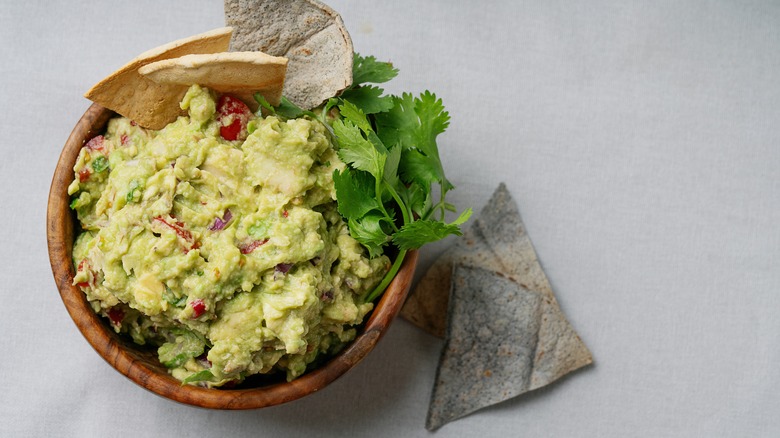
[256,54,471,302]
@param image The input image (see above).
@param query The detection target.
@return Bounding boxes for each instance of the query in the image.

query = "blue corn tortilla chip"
[409,183,593,430]
[401,221,501,337]
[426,264,543,430]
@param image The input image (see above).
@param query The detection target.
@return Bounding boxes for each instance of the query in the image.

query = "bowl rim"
[46,103,417,409]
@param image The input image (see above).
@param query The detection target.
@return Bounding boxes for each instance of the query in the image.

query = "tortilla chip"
[399,252,453,338]
[471,184,554,294]
[426,265,543,430]
[400,208,504,337]
[471,184,593,392]
[401,224,504,338]
[407,184,593,430]
[139,51,288,110]
[225,0,353,110]
[84,27,233,130]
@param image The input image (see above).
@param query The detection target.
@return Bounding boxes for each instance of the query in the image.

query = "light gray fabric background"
[2,0,778,436]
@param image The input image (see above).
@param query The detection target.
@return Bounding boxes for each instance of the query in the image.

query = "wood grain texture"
[46,103,418,409]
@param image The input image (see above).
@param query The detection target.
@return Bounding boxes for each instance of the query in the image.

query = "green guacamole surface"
[68,85,389,386]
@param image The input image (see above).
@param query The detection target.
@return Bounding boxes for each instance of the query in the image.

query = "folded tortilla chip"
[225,0,353,110]
[139,51,288,110]
[401,224,504,338]
[84,27,234,130]
[427,265,543,430]
[408,184,593,430]
[401,208,504,338]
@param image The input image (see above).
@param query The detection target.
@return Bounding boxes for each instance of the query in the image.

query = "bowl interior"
[47,103,417,409]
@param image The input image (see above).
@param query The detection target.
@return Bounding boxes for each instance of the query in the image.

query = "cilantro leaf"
[341,85,394,114]
[451,207,473,226]
[392,220,461,250]
[181,369,214,385]
[253,93,276,115]
[374,91,452,189]
[348,214,391,258]
[414,91,453,190]
[413,91,450,153]
[333,169,380,220]
[275,97,307,119]
[392,208,472,250]
[375,93,417,150]
[403,181,431,219]
[353,53,399,85]
[399,148,441,187]
[338,100,372,134]
[332,118,386,179]
[383,145,402,189]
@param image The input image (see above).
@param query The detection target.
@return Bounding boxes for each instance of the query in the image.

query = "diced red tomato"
[217,95,252,141]
[78,168,91,182]
[190,299,206,318]
[238,238,269,254]
[152,216,201,253]
[85,135,104,151]
[107,307,124,326]
[76,259,93,288]
[153,216,193,242]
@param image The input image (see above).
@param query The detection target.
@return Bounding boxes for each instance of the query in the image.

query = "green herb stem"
[439,194,446,221]
[385,183,412,226]
[364,248,407,303]
[425,196,450,222]
[375,180,399,233]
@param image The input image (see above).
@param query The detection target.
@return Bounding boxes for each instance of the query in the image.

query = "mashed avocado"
[68,85,390,386]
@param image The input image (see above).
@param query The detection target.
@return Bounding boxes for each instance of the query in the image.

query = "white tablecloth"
[4,0,779,436]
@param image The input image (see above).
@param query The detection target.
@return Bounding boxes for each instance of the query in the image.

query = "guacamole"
[68,85,390,386]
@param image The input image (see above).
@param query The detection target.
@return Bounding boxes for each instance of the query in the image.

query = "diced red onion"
[275,263,293,274]
[208,209,233,231]
[273,263,294,281]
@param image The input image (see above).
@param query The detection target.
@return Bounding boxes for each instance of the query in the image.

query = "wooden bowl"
[46,103,418,409]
